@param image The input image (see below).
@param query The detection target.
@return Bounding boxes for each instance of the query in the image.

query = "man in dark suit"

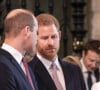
[0,9,38,90]
[29,13,86,90]
[80,40,100,90]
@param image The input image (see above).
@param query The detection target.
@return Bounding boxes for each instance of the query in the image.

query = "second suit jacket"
[29,55,86,90]
[0,49,38,90]
[94,69,99,82]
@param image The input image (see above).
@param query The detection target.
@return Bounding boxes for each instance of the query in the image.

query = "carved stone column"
[48,0,54,14]
[21,0,26,8]
[71,0,87,55]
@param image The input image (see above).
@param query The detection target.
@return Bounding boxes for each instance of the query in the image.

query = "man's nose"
[93,62,96,68]
[48,38,53,45]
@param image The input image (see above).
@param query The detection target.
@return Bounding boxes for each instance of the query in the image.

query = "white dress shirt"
[1,43,26,74]
[80,58,96,90]
[37,52,66,90]
[91,82,100,90]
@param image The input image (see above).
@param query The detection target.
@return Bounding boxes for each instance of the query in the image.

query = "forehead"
[87,50,99,56]
[38,24,58,34]
[86,50,100,60]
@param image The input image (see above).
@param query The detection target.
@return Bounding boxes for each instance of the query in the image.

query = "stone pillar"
[91,0,100,40]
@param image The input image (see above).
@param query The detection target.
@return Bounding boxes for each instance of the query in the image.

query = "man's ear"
[82,50,85,58]
[25,26,31,36]
[21,26,31,39]
[58,31,61,40]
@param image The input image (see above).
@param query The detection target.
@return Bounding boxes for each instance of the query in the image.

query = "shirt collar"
[37,52,61,70]
[80,58,88,73]
[1,43,23,65]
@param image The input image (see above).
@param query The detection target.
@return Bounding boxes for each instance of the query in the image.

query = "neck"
[4,39,25,56]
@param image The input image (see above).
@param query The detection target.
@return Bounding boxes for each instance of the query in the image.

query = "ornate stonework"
[91,0,100,40]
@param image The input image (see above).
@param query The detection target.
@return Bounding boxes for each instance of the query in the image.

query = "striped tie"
[22,58,35,90]
[50,63,63,90]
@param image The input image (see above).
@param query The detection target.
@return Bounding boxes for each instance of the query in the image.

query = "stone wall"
[91,0,100,40]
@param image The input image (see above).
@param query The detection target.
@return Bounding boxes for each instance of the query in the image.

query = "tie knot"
[88,71,92,75]
[50,63,58,70]
[22,57,27,70]
[22,57,27,63]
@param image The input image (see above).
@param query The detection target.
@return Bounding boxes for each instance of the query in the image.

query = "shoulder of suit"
[62,61,81,71]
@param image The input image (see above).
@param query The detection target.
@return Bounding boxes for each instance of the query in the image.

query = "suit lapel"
[94,69,99,81]
[28,66,38,90]
[11,57,33,88]
[0,49,32,88]
[59,59,73,89]
[34,56,75,90]
[34,56,57,90]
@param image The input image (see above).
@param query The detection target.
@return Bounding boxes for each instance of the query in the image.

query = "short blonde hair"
[4,9,36,37]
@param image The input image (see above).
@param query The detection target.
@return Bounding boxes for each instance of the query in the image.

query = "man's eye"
[41,37,48,40]
[52,35,57,39]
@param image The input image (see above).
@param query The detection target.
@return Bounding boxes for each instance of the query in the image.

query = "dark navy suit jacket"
[94,69,99,82]
[29,55,86,90]
[0,49,38,90]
